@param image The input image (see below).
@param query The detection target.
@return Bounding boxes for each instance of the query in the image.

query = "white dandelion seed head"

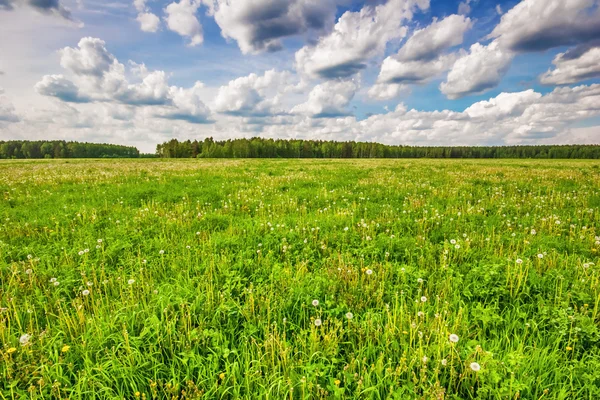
[538,254,544,259]
[470,362,481,372]
[455,244,460,249]
[78,251,84,256]
[159,250,165,255]
[345,312,353,319]
[82,289,90,296]
[516,259,523,264]
[50,278,57,283]
[25,269,32,275]
[314,318,322,327]
[421,296,427,303]
[312,299,319,307]
[19,334,31,345]
[441,359,448,366]
[53,281,60,286]
[450,239,456,245]
[422,356,428,363]
[87,281,93,286]
[417,311,424,317]
[417,278,423,284]
[128,279,135,285]
[449,334,459,343]
[366,269,373,275]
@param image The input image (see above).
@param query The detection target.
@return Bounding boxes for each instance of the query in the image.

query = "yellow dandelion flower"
[334,379,341,386]
[566,346,573,351]
[61,345,70,353]
[7,347,17,354]
[219,373,225,380]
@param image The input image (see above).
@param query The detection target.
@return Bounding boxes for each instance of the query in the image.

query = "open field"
[1,159,600,399]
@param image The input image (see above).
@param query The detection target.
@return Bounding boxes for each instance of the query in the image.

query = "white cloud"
[457,0,474,15]
[35,37,212,123]
[0,0,81,24]
[0,90,19,122]
[137,12,160,32]
[213,69,293,116]
[164,0,203,46]
[488,0,600,52]
[202,0,340,54]
[291,79,359,117]
[540,44,600,85]
[440,41,513,99]
[134,0,160,32]
[395,15,472,62]
[372,14,471,98]
[367,82,407,101]
[295,0,430,79]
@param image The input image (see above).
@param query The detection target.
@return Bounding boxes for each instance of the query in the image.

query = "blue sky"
[0,0,599,152]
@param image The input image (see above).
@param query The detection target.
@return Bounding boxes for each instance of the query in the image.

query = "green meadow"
[1,159,599,399]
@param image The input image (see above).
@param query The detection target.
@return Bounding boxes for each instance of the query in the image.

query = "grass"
[1,158,599,399]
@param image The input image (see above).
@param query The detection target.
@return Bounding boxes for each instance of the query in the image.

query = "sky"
[0,0,599,153]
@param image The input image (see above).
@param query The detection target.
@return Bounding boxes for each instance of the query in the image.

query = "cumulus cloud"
[367,83,407,101]
[396,15,472,62]
[457,0,474,15]
[202,0,340,54]
[164,0,203,46]
[0,91,19,123]
[540,43,600,85]
[0,0,80,23]
[35,37,212,123]
[291,79,359,117]
[488,0,600,52]
[134,0,160,32]
[440,41,513,99]
[295,0,430,79]
[371,14,471,99]
[213,70,293,116]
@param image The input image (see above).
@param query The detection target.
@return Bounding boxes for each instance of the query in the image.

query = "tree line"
[0,141,140,159]
[157,138,600,159]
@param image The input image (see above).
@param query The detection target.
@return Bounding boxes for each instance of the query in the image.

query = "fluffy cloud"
[488,0,600,52]
[371,14,471,99]
[367,83,407,101]
[540,44,600,85]
[291,79,359,117]
[395,15,472,62]
[0,0,78,22]
[213,70,292,116]
[164,0,203,46]
[134,0,160,32]
[295,0,430,79]
[202,0,340,54]
[0,90,19,123]
[440,41,513,99]
[35,37,211,123]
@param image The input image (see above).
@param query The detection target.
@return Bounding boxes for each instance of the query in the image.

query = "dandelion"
[61,345,70,353]
[159,250,164,255]
[421,296,427,303]
[470,362,481,372]
[417,311,424,317]
[455,244,460,249]
[97,239,102,243]
[538,253,544,259]
[312,299,319,307]
[441,359,447,366]
[25,269,32,275]
[449,334,459,343]
[345,312,353,319]
[82,289,90,296]
[450,239,456,245]
[86,281,93,286]
[314,318,322,327]
[78,251,84,256]
[128,279,135,285]
[7,347,16,354]
[19,334,31,346]
[344,227,349,231]
[422,356,428,363]
[417,278,423,283]
[366,269,373,275]
[516,258,523,264]
[53,281,60,286]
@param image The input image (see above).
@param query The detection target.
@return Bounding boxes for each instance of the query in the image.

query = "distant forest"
[157,138,600,159]
[0,141,140,159]
[2,139,599,159]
